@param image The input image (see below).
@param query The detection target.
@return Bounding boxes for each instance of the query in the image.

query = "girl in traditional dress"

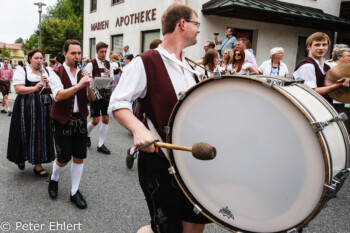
[7,48,55,177]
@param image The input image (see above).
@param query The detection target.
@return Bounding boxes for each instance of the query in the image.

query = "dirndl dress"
[7,71,55,165]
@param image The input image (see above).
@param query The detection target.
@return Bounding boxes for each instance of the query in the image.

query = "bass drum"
[166,75,349,233]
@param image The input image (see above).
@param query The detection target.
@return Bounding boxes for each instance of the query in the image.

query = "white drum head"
[168,77,326,232]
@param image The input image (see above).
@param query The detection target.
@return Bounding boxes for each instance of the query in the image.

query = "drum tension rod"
[311,112,348,133]
[324,168,350,197]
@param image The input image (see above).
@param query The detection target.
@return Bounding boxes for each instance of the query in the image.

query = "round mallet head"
[192,142,217,160]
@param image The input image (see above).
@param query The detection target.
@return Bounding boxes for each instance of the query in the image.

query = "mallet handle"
[154,142,192,152]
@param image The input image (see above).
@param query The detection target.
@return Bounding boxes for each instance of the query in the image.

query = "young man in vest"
[85,42,113,154]
[294,32,350,96]
[109,3,210,233]
[48,39,96,209]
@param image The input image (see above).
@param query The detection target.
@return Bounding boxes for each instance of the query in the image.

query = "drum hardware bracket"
[287,228,297,233]
[168,166,176,174]
[263,78,283,88]
[311,112,348,133]
[324,168,350,197]
[193,205,202,215]
[264,78,304,88]
[164,126,170,135]
[213,71,222,79]
[178,91,186,100]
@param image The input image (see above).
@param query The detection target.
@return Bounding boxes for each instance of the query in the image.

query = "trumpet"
[74,61,103,102]
[37,64,47,94]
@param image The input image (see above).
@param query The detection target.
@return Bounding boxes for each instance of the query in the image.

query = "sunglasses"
[235,53,242,56]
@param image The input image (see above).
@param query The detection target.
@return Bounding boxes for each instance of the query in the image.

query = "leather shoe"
[126,148,135,169]
[8,110,12,116]
[48,175,58,199]
[70,190,87,209]
[17,163,25,170]
[97,144,110,154]
[1,109,7,114]
[86,137,91,147]
[34,167,49,177]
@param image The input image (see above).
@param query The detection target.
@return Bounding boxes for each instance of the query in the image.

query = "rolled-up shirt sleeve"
[48,70,64,101]
[108,57,147,115]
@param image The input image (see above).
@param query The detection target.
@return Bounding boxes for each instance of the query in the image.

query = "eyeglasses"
[235,53,242,56]
[186,20,200,29]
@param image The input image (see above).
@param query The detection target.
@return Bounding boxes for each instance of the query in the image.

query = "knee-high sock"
[87,122,95,137]
[51,160,64,181]
[71,162,84,196]
[98,123,108,147]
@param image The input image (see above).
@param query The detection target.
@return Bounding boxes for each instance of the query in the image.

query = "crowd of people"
[1,2,350,233]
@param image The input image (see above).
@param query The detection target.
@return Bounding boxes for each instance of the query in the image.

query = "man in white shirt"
[108,3,209,233]
[293,32,349,97]
[47,39,96,209]
[85,42,113,154]
[235,38,258,69]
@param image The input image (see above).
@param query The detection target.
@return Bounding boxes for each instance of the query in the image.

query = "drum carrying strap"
[157,48,205,79]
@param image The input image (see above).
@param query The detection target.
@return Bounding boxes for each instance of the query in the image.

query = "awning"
[202,0,350,31]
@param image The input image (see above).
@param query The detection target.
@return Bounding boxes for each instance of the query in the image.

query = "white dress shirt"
[85,58,114,78]
[108,45,197,114]
[244,50,258,69]
[48,62,81,112]
[293,57,327,89]
[13,65,48,85]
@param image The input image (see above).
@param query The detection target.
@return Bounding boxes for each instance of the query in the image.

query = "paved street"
[0,98,349,233]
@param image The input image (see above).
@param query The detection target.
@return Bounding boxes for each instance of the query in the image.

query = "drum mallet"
[154,141,216,160]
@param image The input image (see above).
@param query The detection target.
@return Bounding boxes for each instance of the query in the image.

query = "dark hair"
[125,54,134,61]
[18,61,24,67]
[96,41,108,52]
[63,39,81,53]
[201,49,218,72]
[207,41,215,49]
[43,62,48,67]
[27,48,43,64]
[161,4,197,35]
[149,39,162,50]
[49,59,55,65]
[227,27,233,33]
[232,47,245,72]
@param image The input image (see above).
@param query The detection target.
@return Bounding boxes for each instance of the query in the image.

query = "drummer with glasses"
[109,3,210,233]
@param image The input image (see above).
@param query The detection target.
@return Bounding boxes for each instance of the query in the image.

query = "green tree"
[0,45,11,58]
[22,33,39,53]
[41,16,81,61]
[15,37,24,43]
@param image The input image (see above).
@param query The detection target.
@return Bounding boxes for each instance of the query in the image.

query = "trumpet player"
[85,41,113,155]
[48,39,96,209]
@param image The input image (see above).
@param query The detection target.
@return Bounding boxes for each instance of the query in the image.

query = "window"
[296,36,308,65]
[90,38,96,59]
[141,30,161,53]
[111,35,123,55]
[91,0,97,12]
[112,0,123,5]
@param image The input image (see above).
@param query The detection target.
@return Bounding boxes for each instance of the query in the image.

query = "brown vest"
[295,57,330,88]
[139,50,198,159]
[91,58,110,78]
[50,66,89,124]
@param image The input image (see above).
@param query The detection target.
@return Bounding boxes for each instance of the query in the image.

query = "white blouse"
[13,65,49,86]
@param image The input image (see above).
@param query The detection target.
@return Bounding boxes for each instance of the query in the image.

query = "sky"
[0,0,58,44]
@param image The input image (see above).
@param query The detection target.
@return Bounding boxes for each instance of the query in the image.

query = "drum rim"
[166,75,332,232]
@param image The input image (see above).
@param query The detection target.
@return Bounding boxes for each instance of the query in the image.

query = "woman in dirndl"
[7,48,55,177]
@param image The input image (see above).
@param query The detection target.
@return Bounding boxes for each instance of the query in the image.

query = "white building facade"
[83,0,349,71]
